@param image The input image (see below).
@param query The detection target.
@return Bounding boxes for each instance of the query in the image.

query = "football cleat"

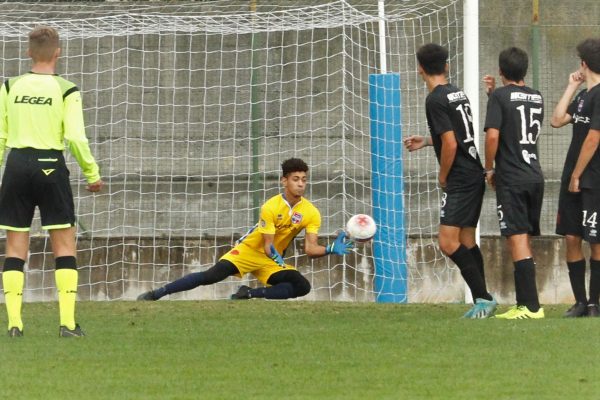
[494,305,544,320]
[469,297,497,319]
[230,285,251,300]
[137,290,158,301]
[587,304,600,317]
[462,304,477,319]
[8,327,23,337]
[59,324,85,338]
[563,302,587,318]
[493,305,519,319]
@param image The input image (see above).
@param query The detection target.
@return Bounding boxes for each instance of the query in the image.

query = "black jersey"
[425,84,483,188]
[574,84,600,190]
[561,89,591,184]
[484,84,544,186]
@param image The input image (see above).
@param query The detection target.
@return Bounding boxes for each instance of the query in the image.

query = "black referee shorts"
[495,182,544,237]
[555,181,583,237]
[0,148,75,231]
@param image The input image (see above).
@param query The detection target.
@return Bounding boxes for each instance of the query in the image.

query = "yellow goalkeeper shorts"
[220,243,296,285]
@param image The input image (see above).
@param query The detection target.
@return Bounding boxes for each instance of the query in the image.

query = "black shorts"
[581,188,600,244]
[495,182,544,237]
[556,182,583,237]
[0,148,75,231]
[440,178,484,228]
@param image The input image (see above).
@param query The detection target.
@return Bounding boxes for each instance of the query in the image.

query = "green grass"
[1,301,599,399]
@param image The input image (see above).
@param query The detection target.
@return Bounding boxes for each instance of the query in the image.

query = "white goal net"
[0,0,463,302]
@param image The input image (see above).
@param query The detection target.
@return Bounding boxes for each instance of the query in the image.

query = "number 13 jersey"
[426,83,483,189]
[484,84,544,186]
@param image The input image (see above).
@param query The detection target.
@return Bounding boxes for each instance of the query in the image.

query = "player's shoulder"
[262,194,283,209]
[52,75,77,87]
[51,75,80,99]
[490,84,516,97]
[588,84,600,100]
[426,84,452,106]
[299,196,318,210]
[298,197,321,219]
[430,83,459,96]
[2,74,30,93]
[436,83,468,104]
[519,85,542,96]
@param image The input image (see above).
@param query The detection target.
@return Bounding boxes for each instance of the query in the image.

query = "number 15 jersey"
[484,84,544,186]
[426,83,483,189]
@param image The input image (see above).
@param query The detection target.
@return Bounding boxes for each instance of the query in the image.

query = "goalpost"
[0,0,467,302]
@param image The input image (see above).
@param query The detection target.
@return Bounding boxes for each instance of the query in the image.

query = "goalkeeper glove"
[326,231,354,255]
[269,244,285,266]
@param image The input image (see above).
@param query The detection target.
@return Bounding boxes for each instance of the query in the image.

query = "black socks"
[589,259,600,305]
[449,245,491,301]
[567,259,587,304]
[514,258,540,312]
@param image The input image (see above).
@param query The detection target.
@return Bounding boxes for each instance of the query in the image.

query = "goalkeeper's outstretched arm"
[305,232,353,258]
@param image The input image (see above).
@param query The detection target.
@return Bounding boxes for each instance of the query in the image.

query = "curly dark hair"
[281,158,308,177]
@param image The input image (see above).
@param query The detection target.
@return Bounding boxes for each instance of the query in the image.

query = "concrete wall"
[0,235,578,305]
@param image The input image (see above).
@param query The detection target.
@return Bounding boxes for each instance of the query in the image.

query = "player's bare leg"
[6,231,29,260]
[566,235,584,262]
[506,233,532,261]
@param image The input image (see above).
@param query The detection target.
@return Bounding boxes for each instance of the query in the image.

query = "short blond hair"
[28,25,59,62]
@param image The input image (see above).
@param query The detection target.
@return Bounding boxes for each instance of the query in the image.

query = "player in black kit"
[551,66,589,317]
[559,38,600,318]
[404,43,496,318]
[483,47,545,319]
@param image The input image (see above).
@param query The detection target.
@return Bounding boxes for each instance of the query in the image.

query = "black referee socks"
[55,256,77,270]
[3,257,25,272]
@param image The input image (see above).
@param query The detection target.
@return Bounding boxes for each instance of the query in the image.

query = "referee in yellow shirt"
[0,26,103,337]
[137,158,353,302]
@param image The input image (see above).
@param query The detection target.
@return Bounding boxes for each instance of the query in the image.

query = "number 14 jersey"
[484,84,544,186]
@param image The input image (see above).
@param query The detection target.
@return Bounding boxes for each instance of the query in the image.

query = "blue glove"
[326,231,354,255]
[269,244,285,266]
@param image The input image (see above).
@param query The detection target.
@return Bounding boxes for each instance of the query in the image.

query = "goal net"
[0,0,462,302]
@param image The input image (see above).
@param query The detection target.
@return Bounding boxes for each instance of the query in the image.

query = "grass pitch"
[1,301,599,399]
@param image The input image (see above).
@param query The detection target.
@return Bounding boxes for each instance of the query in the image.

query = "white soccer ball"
[346,214,377,242]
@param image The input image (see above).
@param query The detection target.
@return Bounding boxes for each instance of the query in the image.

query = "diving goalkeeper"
[137,158,353,301]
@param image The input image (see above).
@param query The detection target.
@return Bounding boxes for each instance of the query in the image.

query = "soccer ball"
[346,214,377,242]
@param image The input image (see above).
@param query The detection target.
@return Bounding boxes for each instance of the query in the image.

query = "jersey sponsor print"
[484,84,544,186]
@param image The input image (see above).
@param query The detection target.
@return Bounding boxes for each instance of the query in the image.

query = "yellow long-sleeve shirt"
[0,72,100,183]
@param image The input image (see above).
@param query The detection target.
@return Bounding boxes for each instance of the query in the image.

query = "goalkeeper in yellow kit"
[0,26,104,337]
[137,158,353,301]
